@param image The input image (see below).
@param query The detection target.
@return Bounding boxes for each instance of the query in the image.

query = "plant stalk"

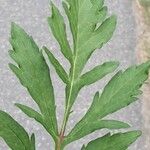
[55,135,65,150]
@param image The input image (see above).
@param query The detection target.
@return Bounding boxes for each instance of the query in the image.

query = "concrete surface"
[0,0,145,149]
[133,1,150,149]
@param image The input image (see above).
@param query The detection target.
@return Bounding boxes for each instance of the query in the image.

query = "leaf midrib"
[62,0,82,134]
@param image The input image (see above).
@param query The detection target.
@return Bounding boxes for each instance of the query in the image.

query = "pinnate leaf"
[9,23,58,140]
[95,61,150,119]
[82,131,142,150]
[61,0,117,112]
[5,1,149,149]
[66,61,150,144]
[63,0,117,78]
[44,1,117,121]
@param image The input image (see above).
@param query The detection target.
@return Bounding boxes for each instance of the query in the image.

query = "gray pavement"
[0,0,144,149]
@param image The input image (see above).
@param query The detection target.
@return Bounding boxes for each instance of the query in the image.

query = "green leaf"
[94,61,150,119]
[65,119,130,144]
[43,46,69,84]
[82,131,142,150]
[48,2,73,63]
[6,1,149,149]
[65,61,150,144]
[63,0,117,78]
[62,0,117,113]
[0,110,33,150]
[15,103,43,125]
[9,23,58,141]
[79,61,119,87]
[46,1,118,141]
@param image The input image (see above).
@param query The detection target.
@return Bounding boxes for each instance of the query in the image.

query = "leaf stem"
[60,55,77,141]
[60,108,70,137]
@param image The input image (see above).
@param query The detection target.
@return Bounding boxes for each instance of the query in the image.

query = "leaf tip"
[11,22,21,33]
[8,63,15,69]
[110,61,120,69]
[109,15,117,27]
[134,130,142,137]
[95,91,100,97]
[14,103,20,107]
[43,46,50,56]
[43,46,48,52]
[11,22,17,29]
[111,14,117,21]
[31,133,35,140]
[123,122,131,128]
